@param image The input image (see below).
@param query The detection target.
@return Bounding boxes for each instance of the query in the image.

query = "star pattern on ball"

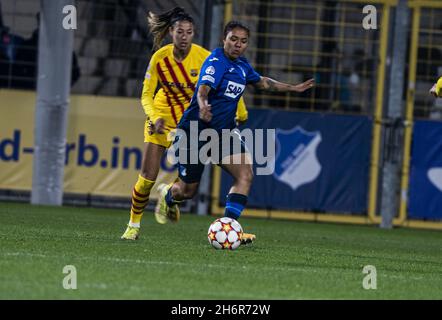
[222,240,232,249]
[208,231,216,241]
[221,222,232,233]
[208,218,243,250]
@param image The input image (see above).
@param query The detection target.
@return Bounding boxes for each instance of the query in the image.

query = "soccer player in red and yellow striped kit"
[121,7,248,240]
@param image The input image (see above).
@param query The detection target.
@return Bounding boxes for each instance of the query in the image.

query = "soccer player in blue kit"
[156,21,315,244]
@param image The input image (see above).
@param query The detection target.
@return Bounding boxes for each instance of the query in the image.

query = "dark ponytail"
[147,7,194,51]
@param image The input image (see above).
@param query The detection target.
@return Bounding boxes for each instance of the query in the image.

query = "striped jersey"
[141,43,248,128]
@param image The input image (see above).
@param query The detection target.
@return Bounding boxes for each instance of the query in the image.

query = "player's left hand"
[293,78,315,92]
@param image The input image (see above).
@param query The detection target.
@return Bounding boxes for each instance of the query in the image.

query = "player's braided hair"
[147,7,194,52]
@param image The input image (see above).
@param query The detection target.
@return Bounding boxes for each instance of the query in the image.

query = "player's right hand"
[199,104,212,122]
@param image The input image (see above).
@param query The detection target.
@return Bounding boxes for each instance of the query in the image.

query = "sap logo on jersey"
[271,126,322,191]
[224,81,245,98]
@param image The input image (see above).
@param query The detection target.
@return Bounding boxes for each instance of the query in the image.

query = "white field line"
[1,251,430,281]
[2,251,317,273]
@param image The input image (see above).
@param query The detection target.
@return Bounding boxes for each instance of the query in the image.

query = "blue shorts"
[172,128,249,184]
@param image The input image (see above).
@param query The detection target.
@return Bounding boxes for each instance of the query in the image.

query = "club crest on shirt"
[190,69,198,77]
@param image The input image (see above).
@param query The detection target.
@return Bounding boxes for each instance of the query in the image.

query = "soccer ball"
[207,217,243,250]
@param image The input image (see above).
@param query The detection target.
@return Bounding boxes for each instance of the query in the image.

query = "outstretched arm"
[253,77,315,93]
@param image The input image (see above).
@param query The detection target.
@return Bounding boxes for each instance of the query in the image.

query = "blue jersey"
[178,47,261,131]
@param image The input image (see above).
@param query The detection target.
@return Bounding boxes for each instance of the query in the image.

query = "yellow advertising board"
[0,89,178,199]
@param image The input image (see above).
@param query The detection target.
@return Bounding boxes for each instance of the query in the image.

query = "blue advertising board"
[408,120,442,220]
[219,109,372,214]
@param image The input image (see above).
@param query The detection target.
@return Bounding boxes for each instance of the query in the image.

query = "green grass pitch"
[0,202,441,299]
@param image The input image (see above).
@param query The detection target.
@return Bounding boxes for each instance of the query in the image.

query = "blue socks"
[224,193,248,220]
[166,189,247,220]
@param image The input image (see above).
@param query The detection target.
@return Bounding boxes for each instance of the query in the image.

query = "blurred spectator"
[0,25,24,88]
[17,13,81,89]
[1,13,80,90]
